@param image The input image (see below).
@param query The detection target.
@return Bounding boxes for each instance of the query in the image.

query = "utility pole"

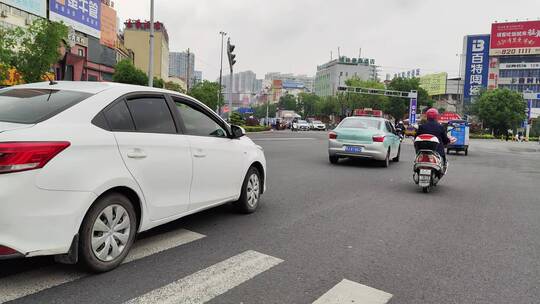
[186,48,191,92]
[218,31,227,114]
[148,0,155,87]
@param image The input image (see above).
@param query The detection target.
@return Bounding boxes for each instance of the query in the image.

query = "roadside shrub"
[242,125,271,132]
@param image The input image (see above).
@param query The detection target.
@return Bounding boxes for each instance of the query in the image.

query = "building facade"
[194,70,203,85]
[314,56,378,97]
[461,21,540,119]
[124,20,169,80]
[264,72,314,93]
[169,51,195,87]
[221,70,259,107]
[1,0,132,84]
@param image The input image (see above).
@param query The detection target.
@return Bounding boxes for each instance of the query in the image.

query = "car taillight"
[0,245,18,256]
[416,154,437,163]
[372,135,385,142]
[329,132,337,139]
[0,142,70,174]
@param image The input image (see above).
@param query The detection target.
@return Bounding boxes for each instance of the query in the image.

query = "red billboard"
[490,20,540,56]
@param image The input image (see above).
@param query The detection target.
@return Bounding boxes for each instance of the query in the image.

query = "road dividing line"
[0,229,205,304]
[312,279,393,304]
[125,250,283,304]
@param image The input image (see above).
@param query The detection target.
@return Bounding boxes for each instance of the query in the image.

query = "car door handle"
[193,149,206,158]
[127,149,147,159]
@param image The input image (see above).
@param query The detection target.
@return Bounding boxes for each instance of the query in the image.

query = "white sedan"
[0,82,266,272]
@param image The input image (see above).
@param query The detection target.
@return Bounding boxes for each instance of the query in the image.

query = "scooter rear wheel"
[422,186,431,193]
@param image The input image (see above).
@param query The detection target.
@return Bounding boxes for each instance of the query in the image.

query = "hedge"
[469,134,540,141]
[470,134,495,139]
[242,125,271,133]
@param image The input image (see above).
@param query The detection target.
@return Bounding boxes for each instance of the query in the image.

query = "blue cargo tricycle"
[447,120,470,156]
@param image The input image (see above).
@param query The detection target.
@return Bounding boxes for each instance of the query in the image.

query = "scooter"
[291,122,299,132]
[412,134,446,193]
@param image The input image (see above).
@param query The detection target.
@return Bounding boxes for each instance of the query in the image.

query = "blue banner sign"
[464,35,490,99]
[409,98,417,124]
[49,0,101,38]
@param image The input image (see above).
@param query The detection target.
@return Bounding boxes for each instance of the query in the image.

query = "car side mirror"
[231,125,246,138]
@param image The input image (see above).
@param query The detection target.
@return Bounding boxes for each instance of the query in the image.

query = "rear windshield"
[340,118,381,130]
[0,88,93,124]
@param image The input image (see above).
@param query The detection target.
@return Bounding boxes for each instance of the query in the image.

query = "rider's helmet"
[426,108,439,121]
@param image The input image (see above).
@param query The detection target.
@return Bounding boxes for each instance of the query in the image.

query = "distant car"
[311,120,326,131]
[328,116,401,167]
[296,120,311,131]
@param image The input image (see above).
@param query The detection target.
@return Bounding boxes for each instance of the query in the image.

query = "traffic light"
[227,38,236,72]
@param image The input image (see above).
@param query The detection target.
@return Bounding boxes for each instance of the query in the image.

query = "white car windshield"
[298,120,308,124]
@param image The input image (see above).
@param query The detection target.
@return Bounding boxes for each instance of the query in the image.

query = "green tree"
[252,103,277,119]
[530,118,540,137]
[344,77,389,111]
[229,112,244,125]
[12,19,68,83]
[386,77,432,120]
[0,27,18,82]
[188,80,222,110]
[164,81,186,94]
[152,77,164,88]
[472,89,527,135]
[297,93,320,117]
[278,94,297,111]
[316,96,340,116]
[113,60,148,86]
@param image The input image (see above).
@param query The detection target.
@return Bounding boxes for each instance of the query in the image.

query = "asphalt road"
[1,131,540,303]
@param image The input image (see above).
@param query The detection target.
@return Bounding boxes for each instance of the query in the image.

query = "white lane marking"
[253,137,316,141]
[312,279,393,304]
[0,229,205,304]
[125,250,283,304]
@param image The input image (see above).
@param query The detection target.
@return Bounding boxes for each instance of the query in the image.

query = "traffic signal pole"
[226,37,237,121]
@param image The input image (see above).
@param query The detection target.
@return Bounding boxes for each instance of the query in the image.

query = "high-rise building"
[124,20,169,80]
[169,51,195,87]
[194,70,203,85]
[221,71,259,108]
[314,56,378,97]
[264,73,314,93]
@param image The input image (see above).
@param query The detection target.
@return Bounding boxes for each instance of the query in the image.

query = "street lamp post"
[218,31,227,114]
[148,0,155,87]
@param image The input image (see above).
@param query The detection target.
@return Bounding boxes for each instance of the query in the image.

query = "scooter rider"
[417,108,450,169]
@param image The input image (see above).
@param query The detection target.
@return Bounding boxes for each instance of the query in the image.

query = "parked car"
[296,120,311,131]
[328,116,401,167]
[310,120,327,131]
[0,82,266,272]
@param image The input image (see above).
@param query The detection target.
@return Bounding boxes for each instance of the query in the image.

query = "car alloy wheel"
[246,173,260,208]
[235,167,262,214]
[91,204,131,262]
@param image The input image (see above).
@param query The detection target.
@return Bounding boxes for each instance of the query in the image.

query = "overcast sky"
[114,0,540,81]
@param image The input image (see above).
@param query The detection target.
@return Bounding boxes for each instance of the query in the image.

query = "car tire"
[329,155,339,164]
[381,150,390,168]
[392,145,401,162]
[234,167,262,214]
[78,192,137,273]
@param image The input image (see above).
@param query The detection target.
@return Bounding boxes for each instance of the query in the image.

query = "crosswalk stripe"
[312,279,393,304]
[0,229,205,304]
[124,250,283,304]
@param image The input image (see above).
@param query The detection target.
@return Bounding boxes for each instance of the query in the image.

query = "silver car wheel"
[91,204,131,262]
[246,173,260,207]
